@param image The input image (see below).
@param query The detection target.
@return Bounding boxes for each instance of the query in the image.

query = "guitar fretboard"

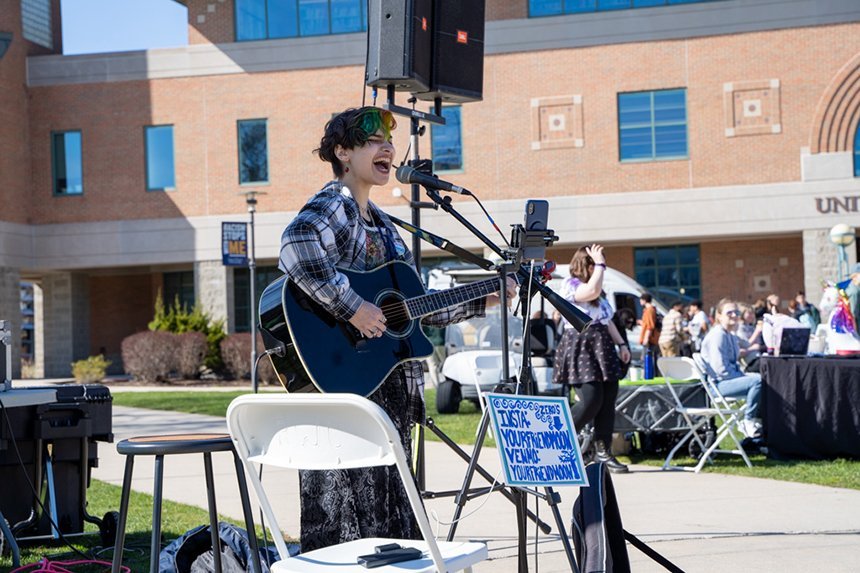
[405,276,512,318]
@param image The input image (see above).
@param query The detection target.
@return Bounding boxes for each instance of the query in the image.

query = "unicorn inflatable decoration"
[818,280,860,355]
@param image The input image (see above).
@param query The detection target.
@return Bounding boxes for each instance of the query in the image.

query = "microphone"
[395,165,470,195]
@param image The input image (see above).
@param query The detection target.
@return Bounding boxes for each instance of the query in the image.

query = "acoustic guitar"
[259,260,517,396]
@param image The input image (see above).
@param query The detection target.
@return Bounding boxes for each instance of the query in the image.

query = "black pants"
[571,379,620,445]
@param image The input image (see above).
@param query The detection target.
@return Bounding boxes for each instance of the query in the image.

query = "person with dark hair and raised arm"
[278,106,515,552]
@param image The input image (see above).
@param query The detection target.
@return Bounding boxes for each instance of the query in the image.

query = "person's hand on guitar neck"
[486,277,518,308]
[349,300,388,338]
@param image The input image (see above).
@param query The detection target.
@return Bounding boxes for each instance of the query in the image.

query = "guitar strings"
[376,274,522,322]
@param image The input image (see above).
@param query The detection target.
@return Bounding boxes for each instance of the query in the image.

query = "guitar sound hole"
[378,294,410,337]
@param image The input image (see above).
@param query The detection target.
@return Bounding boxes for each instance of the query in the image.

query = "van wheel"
[436,379,462,414]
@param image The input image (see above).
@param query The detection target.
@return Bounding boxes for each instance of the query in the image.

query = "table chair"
[227,393,488,573]
[658,357,752,473]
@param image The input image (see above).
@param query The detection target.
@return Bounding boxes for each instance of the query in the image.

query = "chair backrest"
[226,393,447,571]
[657,356,701,382]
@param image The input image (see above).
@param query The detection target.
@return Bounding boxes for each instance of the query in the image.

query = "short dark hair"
[671,300,684,309]
[640,293,652,303]
[315,106,396,178]
[691,299,703,308]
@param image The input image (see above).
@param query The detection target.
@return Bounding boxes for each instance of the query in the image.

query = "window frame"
[234,0,367,42]
[430,106,465,174]
[528,0,722,17]
[51,130,84,197]
[617,88,689,163]
[853,117,860,178]
[162,270,196,311]
[144,124,177,192]
[237,118,270,185]
[633,244,701,302]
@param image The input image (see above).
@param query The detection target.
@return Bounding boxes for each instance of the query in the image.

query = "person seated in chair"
[700,298,763,438]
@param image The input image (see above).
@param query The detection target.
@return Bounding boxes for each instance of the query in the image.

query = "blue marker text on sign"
[487,393,588,487]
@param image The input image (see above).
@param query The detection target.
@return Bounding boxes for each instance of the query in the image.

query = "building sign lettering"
[815,196,860,214]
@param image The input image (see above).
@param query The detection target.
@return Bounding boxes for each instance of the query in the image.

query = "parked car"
[436,306,565,413]
[427,263,667,413]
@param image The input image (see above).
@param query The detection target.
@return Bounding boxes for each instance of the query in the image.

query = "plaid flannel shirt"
[279,180,486,423]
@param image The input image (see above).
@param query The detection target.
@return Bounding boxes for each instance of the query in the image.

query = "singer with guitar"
[278,106,516,553]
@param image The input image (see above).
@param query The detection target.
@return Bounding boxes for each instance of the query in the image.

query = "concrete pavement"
[93,401,860,572]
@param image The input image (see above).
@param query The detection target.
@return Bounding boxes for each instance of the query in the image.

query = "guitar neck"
[405,274,517,318]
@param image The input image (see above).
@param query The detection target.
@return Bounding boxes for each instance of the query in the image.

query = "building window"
[21,0,53,49]
[236,0,367,41]
[163,271,195,310]
[145,125,176,191]
[52,131,83,196]
[634,245,701,303]
[431,107,463,172]
[233,265,281,332]
[854,117,860,177]
[618,89,688,162]
[238,119,269,184]
[529,0,720,17]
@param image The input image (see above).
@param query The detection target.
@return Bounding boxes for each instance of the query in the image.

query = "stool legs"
[111,455,135,573]
[203,452,223,573]
[233,452,263,573]
[151,454,165,573]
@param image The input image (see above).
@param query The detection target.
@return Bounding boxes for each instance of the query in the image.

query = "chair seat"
[271,537,488,572]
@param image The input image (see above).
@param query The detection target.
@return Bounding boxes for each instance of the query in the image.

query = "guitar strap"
[387,214,495,271]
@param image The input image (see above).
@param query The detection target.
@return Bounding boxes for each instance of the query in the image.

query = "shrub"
[71,355,111,384]
[122,331,177,382]
[220,333,280,385]
[176,331,208,379]
[149,293,226,370]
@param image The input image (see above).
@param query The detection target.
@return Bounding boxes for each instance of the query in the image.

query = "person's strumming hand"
[349,300,387,338]
[486,276,518,308]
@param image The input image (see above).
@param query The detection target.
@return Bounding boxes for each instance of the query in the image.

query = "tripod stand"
[391,191,589,573]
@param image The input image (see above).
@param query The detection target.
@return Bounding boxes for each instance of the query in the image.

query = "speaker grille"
[366,0,433,93]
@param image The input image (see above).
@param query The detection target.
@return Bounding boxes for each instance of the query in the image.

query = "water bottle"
[643,350,654,380]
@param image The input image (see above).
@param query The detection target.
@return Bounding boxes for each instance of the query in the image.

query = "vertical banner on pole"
[486,393,588,487]
[222,222,248,267]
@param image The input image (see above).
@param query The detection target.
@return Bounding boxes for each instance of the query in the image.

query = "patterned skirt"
[298,366,420,552]
[552,323,624,386]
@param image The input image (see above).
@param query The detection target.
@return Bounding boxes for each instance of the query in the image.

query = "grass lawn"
[0,479,273,572]
[111,388,860,490]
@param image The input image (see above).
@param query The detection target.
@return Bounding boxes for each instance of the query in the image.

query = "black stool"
[110,433,262,573]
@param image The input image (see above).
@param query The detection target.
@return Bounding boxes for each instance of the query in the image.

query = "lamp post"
[240,190,267,393]
[829,223,856,280]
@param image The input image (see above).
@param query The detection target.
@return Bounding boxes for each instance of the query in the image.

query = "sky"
[61,0,188,55]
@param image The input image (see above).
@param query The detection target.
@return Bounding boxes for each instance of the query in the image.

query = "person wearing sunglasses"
[700,298,763,438]
[278,106,514,553]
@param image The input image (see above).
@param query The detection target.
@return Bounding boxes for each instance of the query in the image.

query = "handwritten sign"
[222,222,248,266]
[486,393,587,487]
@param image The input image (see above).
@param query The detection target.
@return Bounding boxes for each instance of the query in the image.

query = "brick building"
[1,0,859,376]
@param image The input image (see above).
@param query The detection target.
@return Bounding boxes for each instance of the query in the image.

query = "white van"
[427,264,666,413]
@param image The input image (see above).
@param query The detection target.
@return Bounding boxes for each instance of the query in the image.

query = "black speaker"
[366,0,433,93]
[417,0,486,103]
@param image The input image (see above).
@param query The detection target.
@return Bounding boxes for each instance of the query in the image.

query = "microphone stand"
[419,189,580,573]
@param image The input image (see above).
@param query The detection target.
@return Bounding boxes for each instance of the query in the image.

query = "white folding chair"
[658,356,752,473]
[227,393,488,572]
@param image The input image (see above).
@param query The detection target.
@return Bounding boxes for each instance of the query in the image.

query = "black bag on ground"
[158,521,282,573]
[572,463,684,573]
